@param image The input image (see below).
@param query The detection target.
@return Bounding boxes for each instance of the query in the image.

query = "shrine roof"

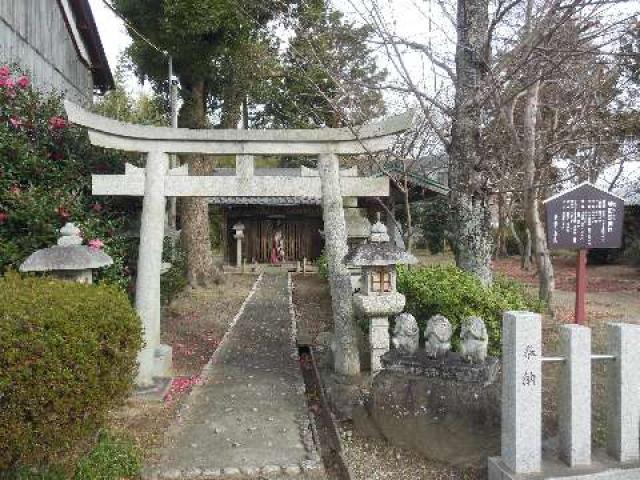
[209,196,321,206]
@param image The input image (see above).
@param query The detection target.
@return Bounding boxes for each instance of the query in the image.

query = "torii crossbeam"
[65,101,413,386]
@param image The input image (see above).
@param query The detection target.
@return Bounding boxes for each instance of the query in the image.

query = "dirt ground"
[292,274,483,480]
[108,274,256,460]
[293,255,640,480]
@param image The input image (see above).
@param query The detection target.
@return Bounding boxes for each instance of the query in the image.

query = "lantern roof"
[20,223,113,272]
[344,218,417,267]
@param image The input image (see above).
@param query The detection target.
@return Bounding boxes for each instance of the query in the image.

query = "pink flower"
[0,65,10,77]
[49,116,67,129]
[3,77,14,88]
[88,239,105,250]
[16,75,29,88]
[9,117,22,128]
[0,212,8,224]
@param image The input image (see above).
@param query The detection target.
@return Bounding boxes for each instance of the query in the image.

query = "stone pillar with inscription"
[499,311,542,474]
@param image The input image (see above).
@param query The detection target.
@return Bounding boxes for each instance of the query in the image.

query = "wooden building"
[212,166,447,264]
[0,0,113,104]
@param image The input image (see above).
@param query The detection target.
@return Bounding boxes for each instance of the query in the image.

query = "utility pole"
[168,55,179,230]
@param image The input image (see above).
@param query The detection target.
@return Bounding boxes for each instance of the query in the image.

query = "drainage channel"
[298,346,351,480]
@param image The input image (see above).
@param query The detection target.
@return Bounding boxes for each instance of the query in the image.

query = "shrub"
[0,62,138,291]
[0,273,143,469]
[317,251,329,279]
[397,265,542,356]
[73,431,141,480]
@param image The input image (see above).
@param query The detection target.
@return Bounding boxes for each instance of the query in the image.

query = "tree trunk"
[179,79,223,287]
[509,216,525,259]
[496,192,507,257]
[403,176,414,253]
[522,80,554,303]
[522,228,532,270]
[318,153,360,376]
[449,0,493,285]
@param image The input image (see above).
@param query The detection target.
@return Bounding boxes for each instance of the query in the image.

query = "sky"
[88,0,640,196]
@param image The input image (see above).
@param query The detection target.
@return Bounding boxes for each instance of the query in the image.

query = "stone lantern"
[344,216,417,372]
[232,222,245,268]
[20,223,113,284]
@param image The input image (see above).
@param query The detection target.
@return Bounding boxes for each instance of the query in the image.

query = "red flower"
[16,75,29,88]
[88,239,105,250]
[0,212,8,224]
[49,116,67,129]
[9,117,22,128]
[57,206,70,222]
[0,65,10,77]
[48,150,64,161]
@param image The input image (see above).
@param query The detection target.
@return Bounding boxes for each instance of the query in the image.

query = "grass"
[2,431,141,480]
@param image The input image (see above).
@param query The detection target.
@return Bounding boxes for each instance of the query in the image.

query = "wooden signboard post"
[544,182,624,324]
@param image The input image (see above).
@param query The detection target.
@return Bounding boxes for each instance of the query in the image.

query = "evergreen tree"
[257,0,386,129]
[111,0,294,286]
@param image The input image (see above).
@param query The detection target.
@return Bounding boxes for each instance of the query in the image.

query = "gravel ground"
[340,428,483,480]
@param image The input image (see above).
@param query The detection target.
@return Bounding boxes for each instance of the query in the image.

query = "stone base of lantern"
[370,316,390,373]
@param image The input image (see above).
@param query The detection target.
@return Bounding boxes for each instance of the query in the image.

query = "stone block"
[558,324,591,467]
[368,368,501,467]
[606,323,640,463]
[501,311,542,474]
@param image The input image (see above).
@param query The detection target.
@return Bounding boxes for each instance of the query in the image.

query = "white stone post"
[318,153,360,376]
[558,324,591,467]
[135,151,170,387]
[501,311,542,474]
[606,322,640,463]
[236,236,243,269]
[370,317,389,373]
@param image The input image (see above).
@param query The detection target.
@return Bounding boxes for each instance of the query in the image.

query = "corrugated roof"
[209,197,321,206]
[212,168,302,177]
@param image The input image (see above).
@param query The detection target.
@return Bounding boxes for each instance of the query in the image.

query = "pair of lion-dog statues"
[391,313,489,364]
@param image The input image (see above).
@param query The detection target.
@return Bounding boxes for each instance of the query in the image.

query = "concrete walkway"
[147,273,324,479]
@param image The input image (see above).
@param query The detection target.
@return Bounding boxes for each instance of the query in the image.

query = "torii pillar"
[64,101,413,386]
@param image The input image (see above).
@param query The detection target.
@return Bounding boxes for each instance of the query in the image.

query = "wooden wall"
[226,206,324,263]
[0,0,93,104]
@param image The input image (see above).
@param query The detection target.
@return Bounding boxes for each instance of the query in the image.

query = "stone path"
[147,272,324,479]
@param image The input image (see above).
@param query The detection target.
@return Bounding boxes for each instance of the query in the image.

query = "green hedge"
[0,273,143,469]
[397,265,542,356]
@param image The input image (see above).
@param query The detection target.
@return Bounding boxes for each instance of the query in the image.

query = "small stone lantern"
[20,223,113,284]
[232,222,245,268]
[344,215,417,373]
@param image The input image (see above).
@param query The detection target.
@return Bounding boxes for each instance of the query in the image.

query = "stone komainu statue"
[424,315,452,358]
[459,316,488,363]
[392,313,419,355]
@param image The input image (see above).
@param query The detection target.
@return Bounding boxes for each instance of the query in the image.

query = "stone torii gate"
[64,101,412,386]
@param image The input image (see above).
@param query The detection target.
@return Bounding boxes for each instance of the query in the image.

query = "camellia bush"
[0,63,139,291]
[0,273,143,469]
[397,265,543,356]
